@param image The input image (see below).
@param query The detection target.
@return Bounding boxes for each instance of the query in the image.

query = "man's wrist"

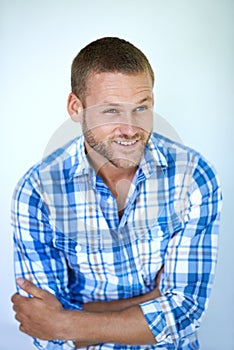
[59,310,79,341]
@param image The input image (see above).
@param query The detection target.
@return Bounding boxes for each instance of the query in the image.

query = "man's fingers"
[11,293,19,303]
[11,293,27,305]
[15,312,23,322]
[19,323,27,335]
[12,302,19,312]
[16,278,46,299]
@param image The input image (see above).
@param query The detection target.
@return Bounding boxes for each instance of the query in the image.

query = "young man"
[11,37,222,350]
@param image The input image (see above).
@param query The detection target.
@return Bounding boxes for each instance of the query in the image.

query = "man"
[11,37,222,350]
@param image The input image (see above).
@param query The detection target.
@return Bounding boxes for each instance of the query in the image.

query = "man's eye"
[103,108,118,114]
[135,105,147,112]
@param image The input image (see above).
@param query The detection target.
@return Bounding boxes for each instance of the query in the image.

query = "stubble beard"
[82,119,152,169]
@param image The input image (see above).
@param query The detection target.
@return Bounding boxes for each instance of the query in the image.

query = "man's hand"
[11,278,67,340]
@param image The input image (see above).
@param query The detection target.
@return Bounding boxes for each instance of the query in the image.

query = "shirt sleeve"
[11,173,80,350]
[139,157,223,347]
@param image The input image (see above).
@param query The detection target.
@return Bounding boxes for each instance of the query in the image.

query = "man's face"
[82,72,154,169]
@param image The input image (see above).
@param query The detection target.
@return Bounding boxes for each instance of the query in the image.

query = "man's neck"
[86,146,137,186]
[85,142,137,200]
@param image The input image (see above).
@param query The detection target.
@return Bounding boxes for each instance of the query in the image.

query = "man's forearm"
[83,265,163,314]
[83,286,161,313]
[62,305,156,346]
[74,288,161,347]
[74,268,163,347]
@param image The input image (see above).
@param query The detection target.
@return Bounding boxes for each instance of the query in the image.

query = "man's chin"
[109,158,140,169]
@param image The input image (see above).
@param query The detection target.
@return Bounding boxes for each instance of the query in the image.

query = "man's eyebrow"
[101,97,153,106]
[136,96,153,104]
[101,102,122,107]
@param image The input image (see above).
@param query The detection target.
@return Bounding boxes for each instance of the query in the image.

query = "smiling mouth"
[114,140,138,146]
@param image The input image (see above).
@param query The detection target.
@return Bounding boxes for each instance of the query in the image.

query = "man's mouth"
[115,140,138,146]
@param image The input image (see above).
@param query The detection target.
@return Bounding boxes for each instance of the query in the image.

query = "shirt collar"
[68,135,90,180]
[139,133,168,179]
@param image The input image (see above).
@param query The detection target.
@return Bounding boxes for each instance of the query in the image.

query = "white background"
[1,1,233,349]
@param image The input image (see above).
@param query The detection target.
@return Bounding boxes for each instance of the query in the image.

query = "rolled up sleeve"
[140,158,222,346]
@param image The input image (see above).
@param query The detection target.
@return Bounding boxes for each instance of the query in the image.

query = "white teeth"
[116,140,136,146]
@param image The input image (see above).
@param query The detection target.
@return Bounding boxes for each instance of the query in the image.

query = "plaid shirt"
[12,133,222,350]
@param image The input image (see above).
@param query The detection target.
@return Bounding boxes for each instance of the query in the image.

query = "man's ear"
[67,92,83,122]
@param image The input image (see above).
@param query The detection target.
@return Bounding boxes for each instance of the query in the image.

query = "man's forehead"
[83,71,153,108]
[87,71,153,88]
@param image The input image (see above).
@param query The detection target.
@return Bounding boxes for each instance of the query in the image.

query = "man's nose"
[117,123,138,137]
[117,112,138,136]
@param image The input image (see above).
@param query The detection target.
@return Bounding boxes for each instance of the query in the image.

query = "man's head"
[67,37,154,170]
[71,37,154,105]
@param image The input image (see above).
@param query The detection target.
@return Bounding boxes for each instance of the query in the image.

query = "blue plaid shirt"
[12,133,222,350]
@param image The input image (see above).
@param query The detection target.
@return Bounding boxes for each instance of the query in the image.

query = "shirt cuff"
[33,339,76,349]
[140,295,178,347]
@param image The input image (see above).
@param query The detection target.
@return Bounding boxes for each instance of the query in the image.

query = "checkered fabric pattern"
[12,133,222,350]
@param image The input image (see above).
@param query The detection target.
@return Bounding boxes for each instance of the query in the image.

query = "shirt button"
[128,275,133,284]
[119,233,123,240]
[75,244,82,253]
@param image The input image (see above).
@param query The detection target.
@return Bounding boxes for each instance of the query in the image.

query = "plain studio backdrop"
[1,1,233,349]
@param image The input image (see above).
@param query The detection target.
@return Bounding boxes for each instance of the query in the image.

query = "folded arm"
[12,277,159,346]
[12,176,82,350]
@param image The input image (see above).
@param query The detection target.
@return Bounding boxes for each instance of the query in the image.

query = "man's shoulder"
[150,132,219,181]
[151,132,200,155]
[150,132,204,164]
[151,133,221,197]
